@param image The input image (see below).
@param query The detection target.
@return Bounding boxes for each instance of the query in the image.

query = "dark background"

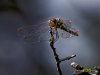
[0,0,100,75]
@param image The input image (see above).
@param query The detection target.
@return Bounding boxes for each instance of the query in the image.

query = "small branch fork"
[49,29,76,75]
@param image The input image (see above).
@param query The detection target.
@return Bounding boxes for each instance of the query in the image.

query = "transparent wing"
[59,20,71,38]
[17,19,78,43]
[60,28,78,39]
[59,30,71,38]
[60,20,78,38]
[52,29,59,42]
[63,20,72,29]
[17,21,50,44]
[69,27,79,37]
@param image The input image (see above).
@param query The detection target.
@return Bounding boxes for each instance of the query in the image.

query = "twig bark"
[49,29,63,75]
[49,28,76,75]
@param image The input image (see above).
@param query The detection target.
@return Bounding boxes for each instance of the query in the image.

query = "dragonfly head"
[48,18,64,29]
[48,19,56,28]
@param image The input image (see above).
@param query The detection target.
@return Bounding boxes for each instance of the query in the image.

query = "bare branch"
[49,29,63,75]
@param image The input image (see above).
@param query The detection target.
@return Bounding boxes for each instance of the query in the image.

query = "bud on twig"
[60,54,76,62]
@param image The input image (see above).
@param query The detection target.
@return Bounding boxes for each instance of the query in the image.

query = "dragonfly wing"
[59,29,71,39]
[17,21,50,44]
[61,19,78,37]
[63,20,72,29]
[69,27,79,37]
[53,29,59,42]
[59,28,78,39]
[49,29,59,43]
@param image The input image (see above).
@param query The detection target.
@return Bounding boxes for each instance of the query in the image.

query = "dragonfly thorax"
[48,18,63,29]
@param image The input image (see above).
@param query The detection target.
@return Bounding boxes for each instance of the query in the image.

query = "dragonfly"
[17,18,79,44]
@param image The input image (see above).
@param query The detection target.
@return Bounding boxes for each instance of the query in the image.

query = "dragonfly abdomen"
[60,26,78,36]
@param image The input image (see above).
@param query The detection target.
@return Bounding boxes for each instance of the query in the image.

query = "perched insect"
[17,18,78,44]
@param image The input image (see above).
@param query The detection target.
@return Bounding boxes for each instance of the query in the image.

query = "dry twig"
[49,28,76,75]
